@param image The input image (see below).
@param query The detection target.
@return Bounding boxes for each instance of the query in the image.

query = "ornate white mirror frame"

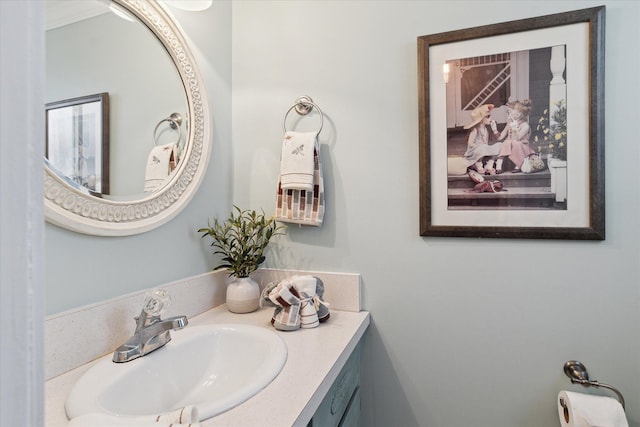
[44,0,210,236]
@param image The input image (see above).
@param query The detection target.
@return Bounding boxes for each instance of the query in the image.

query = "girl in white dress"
[463,104,502,175]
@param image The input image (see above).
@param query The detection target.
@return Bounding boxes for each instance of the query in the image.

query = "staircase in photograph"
[447,168,562,210]
[445,126,567,210]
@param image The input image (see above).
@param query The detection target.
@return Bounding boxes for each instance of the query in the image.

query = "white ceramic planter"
[226,276,260,313]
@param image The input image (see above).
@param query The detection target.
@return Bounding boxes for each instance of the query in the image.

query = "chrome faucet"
[113,289,188,363]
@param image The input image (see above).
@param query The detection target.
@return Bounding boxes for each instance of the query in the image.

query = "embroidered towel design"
[275,139,324,227]
[280,131,316,191]
[144,143,178,192]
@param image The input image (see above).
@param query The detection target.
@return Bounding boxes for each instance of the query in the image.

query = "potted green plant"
[198,206,283,313]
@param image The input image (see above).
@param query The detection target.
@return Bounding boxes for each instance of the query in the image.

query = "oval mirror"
[44,0,210,236]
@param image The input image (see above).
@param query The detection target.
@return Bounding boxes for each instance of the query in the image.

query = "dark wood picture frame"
[46,92,110,195]
[418,6,605,240]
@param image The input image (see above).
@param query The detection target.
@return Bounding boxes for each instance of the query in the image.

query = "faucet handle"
[142,288,171,317]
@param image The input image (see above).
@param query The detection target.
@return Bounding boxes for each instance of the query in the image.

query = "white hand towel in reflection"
[144,143,178,193]
[279,131,317,191]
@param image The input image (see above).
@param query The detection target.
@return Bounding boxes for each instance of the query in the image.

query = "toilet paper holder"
[563,360,625,410]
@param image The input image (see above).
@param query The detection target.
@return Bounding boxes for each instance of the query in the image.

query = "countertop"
[45,305,370,427]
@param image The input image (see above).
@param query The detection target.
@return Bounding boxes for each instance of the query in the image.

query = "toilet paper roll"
[558,390,628,427]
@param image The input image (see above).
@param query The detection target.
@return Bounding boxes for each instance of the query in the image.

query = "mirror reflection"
[45,0,188,200]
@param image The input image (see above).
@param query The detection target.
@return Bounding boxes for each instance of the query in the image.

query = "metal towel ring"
[153,112,182,146]
[282,96,324,134]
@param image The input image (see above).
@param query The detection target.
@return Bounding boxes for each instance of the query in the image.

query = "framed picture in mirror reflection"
[46,92,110,195]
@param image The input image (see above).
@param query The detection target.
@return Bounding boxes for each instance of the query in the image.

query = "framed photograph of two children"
[418,6,605,240]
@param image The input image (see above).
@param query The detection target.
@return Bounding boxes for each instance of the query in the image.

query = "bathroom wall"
[231,1,640,426]
[44,2,234,314]
[42,1,640,425]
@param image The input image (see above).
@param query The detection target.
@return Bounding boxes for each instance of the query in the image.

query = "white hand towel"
[144,143,178,193]
[292,275,319,329]
[153,405,199,424]
[67,413,201,427]
[279,131,317,191]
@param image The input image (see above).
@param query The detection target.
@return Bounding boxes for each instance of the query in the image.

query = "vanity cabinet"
[308,343,362,427]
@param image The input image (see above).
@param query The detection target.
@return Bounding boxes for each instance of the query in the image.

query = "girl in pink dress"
[494,99,534,173]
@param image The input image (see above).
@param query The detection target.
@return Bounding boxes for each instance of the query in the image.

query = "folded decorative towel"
[312,277,330,323]
[144,143,178,192]
[269,280,302,331]
[154,405,199,424]
[267,276,330,331]
[275,141,325,227]
[279,131,317,191]
[67,412,200,427]
[293,275,319,328]
[259,281,280,308]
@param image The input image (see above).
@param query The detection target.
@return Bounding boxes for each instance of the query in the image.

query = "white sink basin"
[65,324,287,421]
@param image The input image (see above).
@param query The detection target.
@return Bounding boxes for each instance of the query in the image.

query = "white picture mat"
[428,22,590,228]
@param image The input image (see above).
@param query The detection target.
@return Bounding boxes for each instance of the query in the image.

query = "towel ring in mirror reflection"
[283,95,324,134]
[153,112,183,146]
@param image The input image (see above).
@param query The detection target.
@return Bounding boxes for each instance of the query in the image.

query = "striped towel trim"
[276,144,324,226]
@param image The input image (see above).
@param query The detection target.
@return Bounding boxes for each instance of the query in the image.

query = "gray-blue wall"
[231,2,639,426]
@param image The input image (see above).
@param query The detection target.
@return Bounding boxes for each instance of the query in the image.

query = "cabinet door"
[338,387,360,427]
[310,344,361,427]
